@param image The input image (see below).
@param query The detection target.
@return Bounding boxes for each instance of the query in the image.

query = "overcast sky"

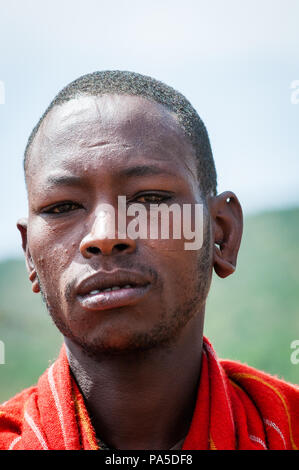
[0,0,298,260]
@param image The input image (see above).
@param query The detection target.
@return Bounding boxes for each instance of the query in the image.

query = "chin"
[70,337,152,359]
[68,323,177,359]
[49,301,197,358]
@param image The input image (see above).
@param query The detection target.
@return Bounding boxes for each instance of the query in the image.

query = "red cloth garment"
[0,337,298,450]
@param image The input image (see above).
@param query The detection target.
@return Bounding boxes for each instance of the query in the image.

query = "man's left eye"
[135,194,171,204]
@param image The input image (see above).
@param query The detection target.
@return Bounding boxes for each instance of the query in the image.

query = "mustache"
[64,262,159,302]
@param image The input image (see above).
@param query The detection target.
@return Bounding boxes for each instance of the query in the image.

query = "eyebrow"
[44,165,177,188]
[118,165,177,179]
[44,174,84,188]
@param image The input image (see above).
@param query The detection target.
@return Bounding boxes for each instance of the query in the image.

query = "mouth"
[78,284,150,311]
[76,271,152,312]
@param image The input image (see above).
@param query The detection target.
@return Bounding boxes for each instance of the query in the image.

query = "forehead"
[27,94,198,188]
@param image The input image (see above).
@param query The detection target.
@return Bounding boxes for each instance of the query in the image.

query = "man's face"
[23,94,213,356]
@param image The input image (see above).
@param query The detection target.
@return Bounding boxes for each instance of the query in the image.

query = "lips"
[76,270,151,311]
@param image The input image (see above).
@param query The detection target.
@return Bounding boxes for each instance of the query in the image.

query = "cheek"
[141,204,209,289]
[27,218,80,282]
[143,238,201,293]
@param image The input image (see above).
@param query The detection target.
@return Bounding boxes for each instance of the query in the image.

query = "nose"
[79,205,136,258]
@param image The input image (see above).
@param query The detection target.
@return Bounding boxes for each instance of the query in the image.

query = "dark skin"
[18,94,243,450]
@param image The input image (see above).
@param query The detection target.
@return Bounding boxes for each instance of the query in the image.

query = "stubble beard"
[36,227,213,359]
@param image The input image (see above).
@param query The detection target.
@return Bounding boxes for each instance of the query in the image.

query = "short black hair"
[24,70,217,196]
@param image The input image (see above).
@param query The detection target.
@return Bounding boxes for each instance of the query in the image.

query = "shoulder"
[220,358,299,398]
[0,385,37,450]
[220,358,299,449]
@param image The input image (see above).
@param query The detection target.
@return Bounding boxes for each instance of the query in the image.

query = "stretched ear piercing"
[29,271,40,293]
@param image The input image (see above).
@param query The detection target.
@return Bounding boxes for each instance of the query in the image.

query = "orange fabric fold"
[0,337,298,450]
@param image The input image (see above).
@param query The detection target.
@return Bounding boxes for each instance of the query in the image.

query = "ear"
[17,218,40,293]
[208,191,243,278]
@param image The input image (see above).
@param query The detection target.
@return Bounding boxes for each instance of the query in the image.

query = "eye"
[42,202,82,214]
[134,193,172,204]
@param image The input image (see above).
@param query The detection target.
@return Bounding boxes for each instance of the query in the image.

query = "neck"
[64,313,204,450]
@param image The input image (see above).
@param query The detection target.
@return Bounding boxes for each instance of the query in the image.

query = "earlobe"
[17,218,40,294]
[29,270,40,293]
[213,243,236,278]
[209,191,243,279]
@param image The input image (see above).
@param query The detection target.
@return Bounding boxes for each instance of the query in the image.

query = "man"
[0,71,298,450]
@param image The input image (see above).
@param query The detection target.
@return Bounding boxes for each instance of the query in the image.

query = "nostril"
[84,243,132,256]
[116,244,129,252]
[87,246,101,255]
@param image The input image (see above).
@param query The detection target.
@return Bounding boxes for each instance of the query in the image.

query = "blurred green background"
[0,206,298,402]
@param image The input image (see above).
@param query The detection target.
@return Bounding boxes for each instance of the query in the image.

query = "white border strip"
[9,435,21,450]
[48,363,68,449]
[264,418,286,449]
[249,434,267,449]
[24,411,48,450]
